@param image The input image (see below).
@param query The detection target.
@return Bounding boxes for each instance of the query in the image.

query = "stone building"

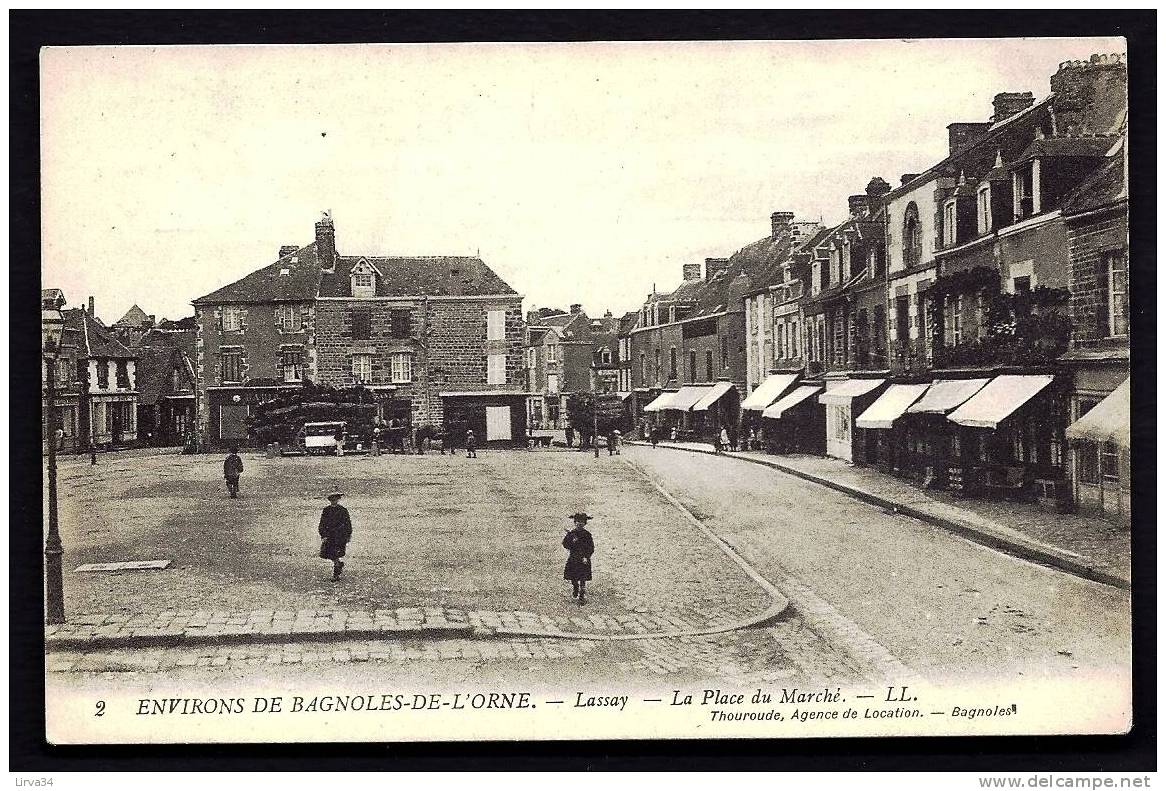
[192,214,525,448]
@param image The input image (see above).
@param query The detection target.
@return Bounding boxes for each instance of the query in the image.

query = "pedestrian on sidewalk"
[465,429,477,458]
[562,512,595,605]
[318,490,353,580]
[649,424,659,448]
[720,426,730,454]
[612,428,621,455]
[565,425,575,448]
[223,446,243,498]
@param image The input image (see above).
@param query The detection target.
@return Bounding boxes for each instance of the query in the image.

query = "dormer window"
[350,259,379,298]
[977,185,992,235]
[1013,163,1036,220]
[943,200,958,247]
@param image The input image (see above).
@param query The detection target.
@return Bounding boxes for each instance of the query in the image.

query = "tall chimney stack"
[682,262,702,281]
[570,304,582,315]
[991,91,1036,123]
[88,296,95,316]
[770,211,795,238]
[315,213,336,272]
[704,257,731,282]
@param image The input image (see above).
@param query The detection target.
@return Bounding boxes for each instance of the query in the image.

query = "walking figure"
[223,446,243,498]
[565,426,575,448]
[649,424,659,448]
[562,512,595,605]
[465,428,477,458]
[718,426,729,455]
[318,490,353,580]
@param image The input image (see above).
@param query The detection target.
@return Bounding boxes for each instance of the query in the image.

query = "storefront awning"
[642,390,680,412]
[762,385,823,420]
[948,375,1056,429]
[692,381,735,412]
[906,378,991,415]
[741,373,799,411]
[818,378,886,405]
[855,384,930,430]
[668,385,714,411]
[1066,377,1129,450]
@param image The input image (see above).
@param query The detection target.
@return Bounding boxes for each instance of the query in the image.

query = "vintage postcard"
[39,37,1132,744]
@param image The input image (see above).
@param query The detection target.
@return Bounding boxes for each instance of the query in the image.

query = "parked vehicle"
[298,421,347,455]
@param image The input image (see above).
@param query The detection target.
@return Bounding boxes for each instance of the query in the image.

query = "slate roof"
[1062,143,1127,216]
[1014,135,1117,163]
[319,255,517,298]
[64,308,137,359]
[113,304,152,327]
[193,243,324,305]
[134,345,196,406]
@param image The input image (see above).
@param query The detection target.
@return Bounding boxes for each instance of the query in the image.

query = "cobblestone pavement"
[50,450,772,633]
[624,446,1130,683]
[46,611,861,685]
[640,442,1130,586]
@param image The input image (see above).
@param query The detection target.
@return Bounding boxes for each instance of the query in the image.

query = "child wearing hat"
[318,490,353,580]
[562,512,595,605]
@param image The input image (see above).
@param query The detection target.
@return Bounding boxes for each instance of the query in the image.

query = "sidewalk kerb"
[629,441,1129,591]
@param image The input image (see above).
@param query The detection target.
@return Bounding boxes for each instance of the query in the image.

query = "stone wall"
[1067,206,1128,345]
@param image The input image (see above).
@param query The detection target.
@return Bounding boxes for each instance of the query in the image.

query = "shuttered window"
[487,354,507,385]
[351,308,372,340]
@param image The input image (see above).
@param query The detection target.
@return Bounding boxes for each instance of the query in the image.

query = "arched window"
[903,202,922,268]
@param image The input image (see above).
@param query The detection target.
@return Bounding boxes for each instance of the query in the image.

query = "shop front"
[1065,377,1130,523]
[691,381,741,443]
[740,373,800,447]
[440,391,530,448]
[205,384,302,449]
[760,385,825,455]
[901,378,991,488]
[947,374,1063,502]
[819,378,887,463]
[854,383,930,473]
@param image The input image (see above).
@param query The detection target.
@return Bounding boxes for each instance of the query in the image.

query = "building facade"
[192,215,526,448]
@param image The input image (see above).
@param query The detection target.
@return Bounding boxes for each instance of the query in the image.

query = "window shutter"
[214,308,223,331]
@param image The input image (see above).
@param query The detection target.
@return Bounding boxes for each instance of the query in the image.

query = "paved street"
[625,445,1130,682]
[47,445,1129,689]
[51,448,771,632]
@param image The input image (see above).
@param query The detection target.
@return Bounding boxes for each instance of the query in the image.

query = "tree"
[565,392,624,448]
[247,382,378,446]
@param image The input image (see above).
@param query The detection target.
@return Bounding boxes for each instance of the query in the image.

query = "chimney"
[705,257,731,282]
[570,304,582,314]
[88,296,95,316]
[279,245,299,259]
[770,211,795,237]
[900,173,920,186]
[682,262,702,281]
[947,122,991,154]
[991,91,1036,123]
[604,310,612,318]
[315,213,336,272]
[146,314,156,328]
[1049,55,1126,136]
[866,176,892,203]
[847,194,870,218]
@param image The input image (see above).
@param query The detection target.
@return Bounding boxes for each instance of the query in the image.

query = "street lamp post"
[42,314,65,624]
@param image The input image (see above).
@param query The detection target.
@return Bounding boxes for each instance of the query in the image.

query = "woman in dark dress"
[562,512,595,605]
[318,491,353,580]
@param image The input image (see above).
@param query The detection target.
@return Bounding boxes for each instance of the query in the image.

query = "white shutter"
[486,406,511,441]
[487,309,505,341]
[487,354,506,385]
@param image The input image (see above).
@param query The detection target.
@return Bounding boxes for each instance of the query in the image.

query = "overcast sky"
[41,37,1125,324]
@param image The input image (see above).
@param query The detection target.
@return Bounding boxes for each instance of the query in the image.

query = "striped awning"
[692,381,736,412]
[818,378,886,405]
[855,384,931,430]
[762,385,823,420]
[642,391,680,412]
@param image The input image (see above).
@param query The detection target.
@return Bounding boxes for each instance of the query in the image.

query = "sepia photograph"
[26,23,1143,754]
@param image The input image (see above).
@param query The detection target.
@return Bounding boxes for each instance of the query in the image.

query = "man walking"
[318,490,353,580]
[465,428,477,458]
[223,446,243,498]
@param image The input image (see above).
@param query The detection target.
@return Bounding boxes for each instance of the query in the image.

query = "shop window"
[1101,442,1119,482]
[97,359,110,389]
